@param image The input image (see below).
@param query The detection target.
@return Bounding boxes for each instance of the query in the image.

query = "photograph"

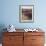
[19,5,34,23]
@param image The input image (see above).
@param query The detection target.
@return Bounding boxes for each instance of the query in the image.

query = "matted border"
[19,5,34,23]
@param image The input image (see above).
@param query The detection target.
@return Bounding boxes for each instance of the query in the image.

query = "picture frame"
[19,5,34,23]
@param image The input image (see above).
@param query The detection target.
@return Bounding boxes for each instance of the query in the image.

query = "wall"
[0,0,46,29]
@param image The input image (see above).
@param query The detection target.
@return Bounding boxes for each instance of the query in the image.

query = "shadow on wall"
[0,24,7,43]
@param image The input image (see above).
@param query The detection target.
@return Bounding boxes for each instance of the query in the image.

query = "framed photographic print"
[19,5,34,23]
